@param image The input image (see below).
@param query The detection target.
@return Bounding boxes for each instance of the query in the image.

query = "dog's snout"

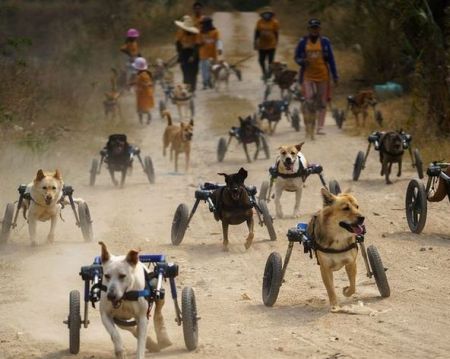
[285,157,292,164]
[107,291,117,301]
[357,216,365,225]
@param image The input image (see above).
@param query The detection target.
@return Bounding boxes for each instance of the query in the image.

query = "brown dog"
[308,188,365,311]
[162,111,193,173]
[212,168,254,251]
[103,69,123,120]
[379,131,404,184]
[347,89,377,127]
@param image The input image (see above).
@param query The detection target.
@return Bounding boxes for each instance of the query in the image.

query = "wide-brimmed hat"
[175,15,199,34]
[132,57,148,71]
[259,6,274,15]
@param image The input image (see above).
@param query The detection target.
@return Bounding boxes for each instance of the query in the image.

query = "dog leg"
[293,185,303,218]
[244,216,254,250]
[120,170,126,187]
[385,160,393,184]
[109,169,119,186]
[28,217,37,246]
[243,143,251,163]
[174,152,179,173]
[120,325,160,353]
[222,221,229,251]
[138,112,143,125]
[397,159,402,177]
[253,140,260,161]
[319,264,339,310]
[274,185,284,219]
[136,315,149,359]
[47,214,57,243]
[343,261,357,297]
[154,299,172,349]
[185,149,190,173]
[100,312,126,359]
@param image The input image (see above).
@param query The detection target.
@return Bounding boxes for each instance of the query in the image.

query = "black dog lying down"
[212,168,254,251]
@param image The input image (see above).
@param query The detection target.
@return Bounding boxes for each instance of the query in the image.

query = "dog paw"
[343,286,355,297]
[244,233,254,250]
[386,180,393,185]
[47,234,54,243]
[115,350,126,359]
[158,337,173,350]
[222,245,229,252]
[330,305,342,313]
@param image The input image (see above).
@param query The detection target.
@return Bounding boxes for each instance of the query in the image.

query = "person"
[120,28,141,84]
[175,15,200,92]
[129,57,154,125]
[198,16,222,89]
[254,7,279,80]
[192,1,204,28]
[294,18,338,135]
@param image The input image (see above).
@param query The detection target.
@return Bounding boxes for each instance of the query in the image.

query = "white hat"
[174,15,199,34]
[132,57,148,71]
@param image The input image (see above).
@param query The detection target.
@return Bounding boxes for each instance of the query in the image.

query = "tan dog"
[162,111,193,172]
[274,143,308,218]
[99,242,171,359]
[347,89,377,127]
[172,83,193,121]
[103,69,123,120]
[307,188,365,311]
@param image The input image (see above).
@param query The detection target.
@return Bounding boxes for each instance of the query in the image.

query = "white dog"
[273,143,308,218]
[210,60,241,91]
[172,83,193,121]
[99,242,171,359]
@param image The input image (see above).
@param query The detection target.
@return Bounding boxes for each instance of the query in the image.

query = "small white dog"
[273,143,308,218]
[99,242,171,359]
[172,83,193,121]
[210,60,241,91]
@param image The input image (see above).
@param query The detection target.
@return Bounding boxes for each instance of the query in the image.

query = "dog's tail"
[163,110,173,126]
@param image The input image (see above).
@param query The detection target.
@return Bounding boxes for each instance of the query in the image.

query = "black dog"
[102,134,132,187]
[379,131,404,184]
[235,116,265,163]
[212,168,254,251]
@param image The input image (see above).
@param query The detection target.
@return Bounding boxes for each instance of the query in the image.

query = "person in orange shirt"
[129,57,154,125]
[192,1,204,28]
[120,28,141,84]
[198,16,223,89]
[254,7,279,80]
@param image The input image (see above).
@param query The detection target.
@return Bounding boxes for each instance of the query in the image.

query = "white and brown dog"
[172,83,194,121]
[99,242,171,359]
[210,59,241,91]
[273,143,308,218]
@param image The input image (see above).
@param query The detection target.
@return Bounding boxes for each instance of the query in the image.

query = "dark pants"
[179,49,199,92]
[258,49,276,78]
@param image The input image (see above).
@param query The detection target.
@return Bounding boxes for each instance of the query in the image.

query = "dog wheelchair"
[258,163,342,204]
[262,222,390,307]
[217,117,270,163]
[158,83,195,119]
[352,130,423,181]
[89,134,155,186]
[405,161,450,234]
[257,100,301,134]
[171,182,276,245]
[64,254,198,354]
[0,184,93,243]
[331,94,384,129]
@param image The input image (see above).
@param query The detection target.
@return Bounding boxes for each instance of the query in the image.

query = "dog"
[210,59,241,91]
[301,89,322,140]
[428,166,450,202]
[379,131,404,184]
[98,242,171,359]
[21,169,83,245]
[269,61,297,99]
[347,89,377,127]
[307,188,365,311]
[162,111,193,172]
[235,115,265,162]
[257,100,288,135]
[103,69,123,121]
[273,143,308,218]
[212,168,254,251]
[172,83,193,121]
[102,134,132,186]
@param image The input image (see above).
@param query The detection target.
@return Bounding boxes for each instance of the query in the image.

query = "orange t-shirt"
[134,71,154,112]
[176,29,200,49]
[304,38,329,82]
[256,18,279,50]
[120,40,139,57]
[199,29,220,60]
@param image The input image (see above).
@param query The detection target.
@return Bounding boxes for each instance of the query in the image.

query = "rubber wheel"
[171,203,189,245]
[291,108,300,132]
[89,158,98,186]
[337,110,345,129]
[259,199,276,241]
[78,202,93,242]
[264,84,271,100]
[262,252,283,306]
[260,136,270,159]
[405,179,427,234]
[182,287,198,351]
[328,179,341,195]
[190,99,195,117]
[414,149,424,179]
[159,100,166,118]
[217,137,227,162]
[367,245,390,298]
[259,181,270,202]
[144,156,155,184]
[0,203,15,243]
[353,151,365,181]
[68,290,81,354]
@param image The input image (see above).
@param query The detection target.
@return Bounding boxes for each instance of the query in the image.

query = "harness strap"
[314,242,358,254]
[273,158,306,179]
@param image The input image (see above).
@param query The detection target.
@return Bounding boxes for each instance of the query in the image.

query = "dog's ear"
[99,241,110,263]
[295,142,305,151]
[321,188,335,207]
[35,169,45,182]
[54,169,62,180]
[237,167,248,180]
[125,249,140,266]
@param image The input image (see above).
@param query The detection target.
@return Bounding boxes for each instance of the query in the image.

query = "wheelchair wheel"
[144,156,155,184]
[413,149,424,179]
[263,84,271,100]
[259,199,276,241]
[328,179,342,195]
[259,181,270,203]
[353,151,365,181]
[182,287,199,351]
[367,245,390,298]
[262,252,282,306]
[78,202,93,242]
[217,137,227,162]
[171,203,189,245]
[190,98,195,117]
[291,108,300,132]
[68,290,81,354]
[89,158,98,186]
[0,203,15,243]
[405,179,427,234]
[337,110,345,129]
[260,136,270,159]
[159,100,166,118]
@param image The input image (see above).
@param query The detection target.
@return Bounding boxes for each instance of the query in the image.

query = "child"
[120,28,141,84]
[130,57,154,125]
[199,16,222,89]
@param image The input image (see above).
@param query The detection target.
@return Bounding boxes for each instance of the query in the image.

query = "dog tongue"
[352,224,365,235]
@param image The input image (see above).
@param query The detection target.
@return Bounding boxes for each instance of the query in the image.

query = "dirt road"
[1,12,449,359]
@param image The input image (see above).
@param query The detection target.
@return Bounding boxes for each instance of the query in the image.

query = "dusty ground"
[1,12,450,359]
